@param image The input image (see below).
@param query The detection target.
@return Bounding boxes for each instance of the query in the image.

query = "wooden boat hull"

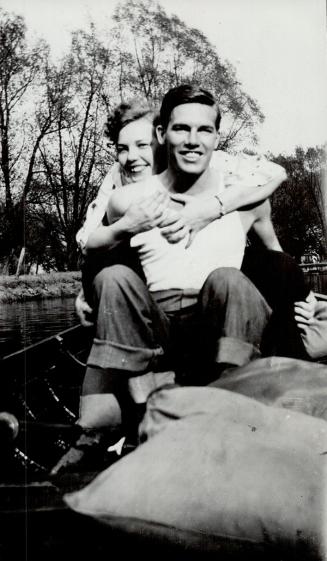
[1,315,326,559]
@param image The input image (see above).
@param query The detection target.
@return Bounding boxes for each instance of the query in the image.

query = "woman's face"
[117,117,154,184]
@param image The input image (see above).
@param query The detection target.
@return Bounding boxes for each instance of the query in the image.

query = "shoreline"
[0,272,81,303]
[1,265,325,303]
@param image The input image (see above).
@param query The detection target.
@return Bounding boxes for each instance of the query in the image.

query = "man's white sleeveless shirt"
[130,174,246,292]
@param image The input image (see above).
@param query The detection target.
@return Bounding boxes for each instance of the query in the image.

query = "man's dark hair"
[159,84,221,131]
[105,99,155,145]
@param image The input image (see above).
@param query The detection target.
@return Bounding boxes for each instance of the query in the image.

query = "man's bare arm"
[250,200,282,251]
[239,199,282,251]
[86,187,174,251]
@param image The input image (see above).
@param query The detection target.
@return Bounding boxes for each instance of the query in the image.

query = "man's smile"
[179,150,203,162]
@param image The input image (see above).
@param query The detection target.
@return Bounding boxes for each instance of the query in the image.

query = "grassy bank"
[0,272,82,303]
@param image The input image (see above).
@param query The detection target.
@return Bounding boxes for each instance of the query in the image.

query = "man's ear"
[156,125,166,146]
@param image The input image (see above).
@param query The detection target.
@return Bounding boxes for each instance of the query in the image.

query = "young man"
[75,99,286,326]
[86,85,276,414]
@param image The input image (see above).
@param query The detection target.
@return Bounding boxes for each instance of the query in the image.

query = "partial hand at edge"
[294,291,317,330]
[75,289,94,327]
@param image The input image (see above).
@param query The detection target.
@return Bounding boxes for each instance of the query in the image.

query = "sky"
[1,0,327,155]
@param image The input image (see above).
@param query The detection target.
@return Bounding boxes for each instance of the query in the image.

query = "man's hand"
[75,289,94,327]
[294,291,317,330]
[169,193,219,248]
[121,190,171,235]
[159,209,190,244]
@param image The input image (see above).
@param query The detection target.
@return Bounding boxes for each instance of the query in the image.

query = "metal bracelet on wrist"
[214,194,226,218]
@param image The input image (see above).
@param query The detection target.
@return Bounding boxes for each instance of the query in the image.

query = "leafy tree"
[23,209,68,273]
[35,26,116,269]
[0,8,64,270]
[271,145,327,261]
[110,0,264,149]
[0,9,56,207]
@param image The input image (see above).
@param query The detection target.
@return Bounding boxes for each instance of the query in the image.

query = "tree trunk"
[15,247,26,277]
[65,237,79,271]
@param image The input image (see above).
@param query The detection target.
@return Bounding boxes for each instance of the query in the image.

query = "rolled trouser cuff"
[215,336,261,367]
[87,338,165,372]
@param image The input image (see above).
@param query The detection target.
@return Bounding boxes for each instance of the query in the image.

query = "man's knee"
[94,265,139,296]
[203,267,245,296]
[201,268,270,315]
[259,250,300,278]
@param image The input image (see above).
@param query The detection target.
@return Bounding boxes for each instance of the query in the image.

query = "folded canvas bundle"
[65,383,327,559]
[212,356,327,420]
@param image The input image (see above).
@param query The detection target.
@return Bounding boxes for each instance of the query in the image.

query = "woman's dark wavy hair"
[104,99,156,145]
[159,84,221,131]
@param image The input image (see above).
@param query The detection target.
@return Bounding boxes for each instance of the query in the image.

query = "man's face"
[117,117,154,185]
[158,103,219,176]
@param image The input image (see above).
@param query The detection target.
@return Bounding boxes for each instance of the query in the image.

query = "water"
[0,298,78,358]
